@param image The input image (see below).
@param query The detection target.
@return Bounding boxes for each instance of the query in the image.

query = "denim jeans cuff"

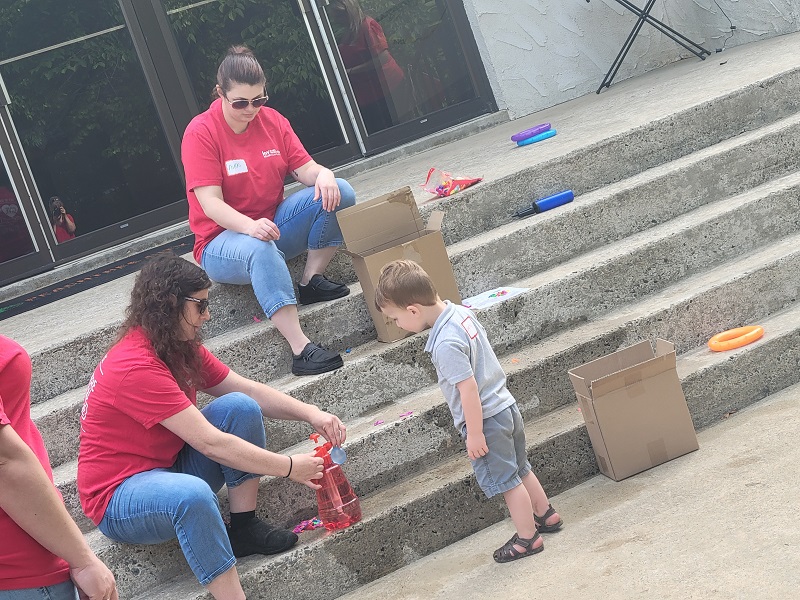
[264,298,297,318]
[198,555,237,586]
[308,240,344,251]
[227,471,262,489]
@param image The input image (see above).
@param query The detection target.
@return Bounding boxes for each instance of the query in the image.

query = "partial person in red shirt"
[77,254,348,600]
[0,335,117,600]
[49,196,77,243]
[329,0,417,134]
[182,45,355,377]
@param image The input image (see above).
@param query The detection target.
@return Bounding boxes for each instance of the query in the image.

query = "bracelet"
[285,455,293,478]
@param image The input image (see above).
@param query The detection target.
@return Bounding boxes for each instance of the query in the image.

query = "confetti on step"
[399,411,414,419]
[511,357,520,364]
[293,517,324,533]
[345,348,352,353]
[374,419,385,426]
[253,316,262,323]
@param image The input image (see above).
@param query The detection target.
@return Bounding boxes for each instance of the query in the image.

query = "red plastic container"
[310,434,362,531]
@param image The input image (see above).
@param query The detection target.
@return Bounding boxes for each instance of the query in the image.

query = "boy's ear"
[407,304,420,315]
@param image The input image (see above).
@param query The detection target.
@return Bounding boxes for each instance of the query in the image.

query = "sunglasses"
[223,92,269,110]
[183,296,210,314]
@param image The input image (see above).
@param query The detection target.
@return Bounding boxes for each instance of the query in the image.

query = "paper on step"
[461,287,529,310]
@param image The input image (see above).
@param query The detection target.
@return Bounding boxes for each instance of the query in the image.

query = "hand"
[310,410,347,447]
[466,432,488,461]
[288,452,324,490]
[246,217,280,241]
[313,168,341,212]
[70,556,118,600]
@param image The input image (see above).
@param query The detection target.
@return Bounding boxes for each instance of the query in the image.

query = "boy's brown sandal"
[493,532,544,563]
[534,503,563,533]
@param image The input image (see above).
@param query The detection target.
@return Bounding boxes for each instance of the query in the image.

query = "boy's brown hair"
[375,260,438,310]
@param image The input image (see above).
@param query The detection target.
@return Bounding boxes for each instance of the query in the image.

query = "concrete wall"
[462,0,800,119]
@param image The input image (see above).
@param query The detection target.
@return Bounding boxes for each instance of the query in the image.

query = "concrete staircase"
[3,34,800,600]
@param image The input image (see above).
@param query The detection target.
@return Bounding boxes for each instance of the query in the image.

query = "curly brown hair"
[118,253,212,388]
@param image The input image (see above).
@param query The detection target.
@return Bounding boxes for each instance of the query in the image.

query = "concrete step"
[128,300,800,600]
[36,171,800,472]
[53,233,800,594]
[14,88,800,405]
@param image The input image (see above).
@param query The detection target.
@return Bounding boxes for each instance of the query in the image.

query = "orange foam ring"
[707,325,764,352]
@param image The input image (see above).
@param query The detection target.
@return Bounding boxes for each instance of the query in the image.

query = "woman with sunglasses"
[181,45,355,377]
[77,254,348,600]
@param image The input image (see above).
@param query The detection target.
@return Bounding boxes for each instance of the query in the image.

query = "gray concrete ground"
[340,383,800,600]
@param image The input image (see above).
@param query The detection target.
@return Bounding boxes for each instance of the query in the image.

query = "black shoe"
[292,342,344,376]
[298,274,350,305]
[227,518,298,557]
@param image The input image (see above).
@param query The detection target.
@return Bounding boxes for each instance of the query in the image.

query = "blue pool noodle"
[516,128,557,146]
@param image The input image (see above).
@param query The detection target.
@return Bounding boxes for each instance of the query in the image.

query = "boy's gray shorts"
[461,403,531,498]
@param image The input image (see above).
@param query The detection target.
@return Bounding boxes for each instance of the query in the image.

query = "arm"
[0,424,117,600]
[160,403,324,489]
[346,49,390,74]
[456,376,488,460]
[290,160,341,212]
[194,185,280,242]
[204,370,346,447]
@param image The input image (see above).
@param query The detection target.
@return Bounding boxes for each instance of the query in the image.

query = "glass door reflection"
[0,0,186,253]
[324,0,488,144]
[0,167,36,264]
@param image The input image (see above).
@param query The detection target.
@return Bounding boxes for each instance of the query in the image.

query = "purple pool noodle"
[516,129,557,146]
[511,123,551,143]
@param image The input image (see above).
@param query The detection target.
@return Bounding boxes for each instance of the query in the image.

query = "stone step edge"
[40,227,800,482]
[132,301,800,600]
[51,239,800,536]
[26,112,800,402]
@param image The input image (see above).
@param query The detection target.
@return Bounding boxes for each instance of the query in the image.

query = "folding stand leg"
[597,0,658,93]
[596,0,712,94]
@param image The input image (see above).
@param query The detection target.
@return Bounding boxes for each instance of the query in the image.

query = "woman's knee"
[336,178,356,210]
[176,476,221,519]
[202,393,266,447]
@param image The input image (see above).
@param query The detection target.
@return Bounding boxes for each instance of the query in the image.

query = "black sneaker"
[227,518,298,557]
[298,274,350,305]
[292,342,344,376]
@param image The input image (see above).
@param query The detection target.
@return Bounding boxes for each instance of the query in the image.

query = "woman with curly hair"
[77,254,347,600]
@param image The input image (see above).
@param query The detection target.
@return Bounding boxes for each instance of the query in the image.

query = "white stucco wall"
[462,0,800,119]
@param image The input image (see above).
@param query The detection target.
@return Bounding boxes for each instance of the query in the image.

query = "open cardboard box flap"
[338,187,443,256]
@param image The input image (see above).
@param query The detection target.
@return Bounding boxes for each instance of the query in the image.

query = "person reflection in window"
[329,0,416,134]
[49,196,76,243]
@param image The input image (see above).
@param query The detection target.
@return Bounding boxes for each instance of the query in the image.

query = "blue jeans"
[202,179,356,317]
[0,581,77,600]
[97,393,266,586]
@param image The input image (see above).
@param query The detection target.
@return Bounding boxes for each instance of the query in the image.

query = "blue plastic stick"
[516,129,557,147]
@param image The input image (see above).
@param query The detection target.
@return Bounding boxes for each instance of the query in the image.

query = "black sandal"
[493,532,544,563]
[534,504,563,533]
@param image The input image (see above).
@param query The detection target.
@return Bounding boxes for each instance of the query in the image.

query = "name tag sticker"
[225,159,248,176]
[461,316,479,339]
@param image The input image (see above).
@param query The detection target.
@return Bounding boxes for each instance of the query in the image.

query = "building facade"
[1,0,797,286]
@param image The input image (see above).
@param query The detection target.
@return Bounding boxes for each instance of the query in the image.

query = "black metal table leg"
[595,0,712,93]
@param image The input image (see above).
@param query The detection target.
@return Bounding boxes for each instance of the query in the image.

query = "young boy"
[376,259,562,563]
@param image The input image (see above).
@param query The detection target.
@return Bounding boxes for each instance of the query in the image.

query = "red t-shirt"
[77,328,230,525]
[0,335,71,591]
[181,100,312,264]
[338,17,406,106]
[54,215,76,243]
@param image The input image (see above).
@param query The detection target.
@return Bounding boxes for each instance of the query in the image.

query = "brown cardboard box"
[336,186,461,342]
[568,339,699,481]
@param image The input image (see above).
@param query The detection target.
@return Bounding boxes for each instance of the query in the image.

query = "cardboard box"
[568,339,699,481]
[337,187,461,342]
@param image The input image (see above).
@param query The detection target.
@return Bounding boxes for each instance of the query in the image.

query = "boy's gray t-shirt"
[425,301,516,430]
